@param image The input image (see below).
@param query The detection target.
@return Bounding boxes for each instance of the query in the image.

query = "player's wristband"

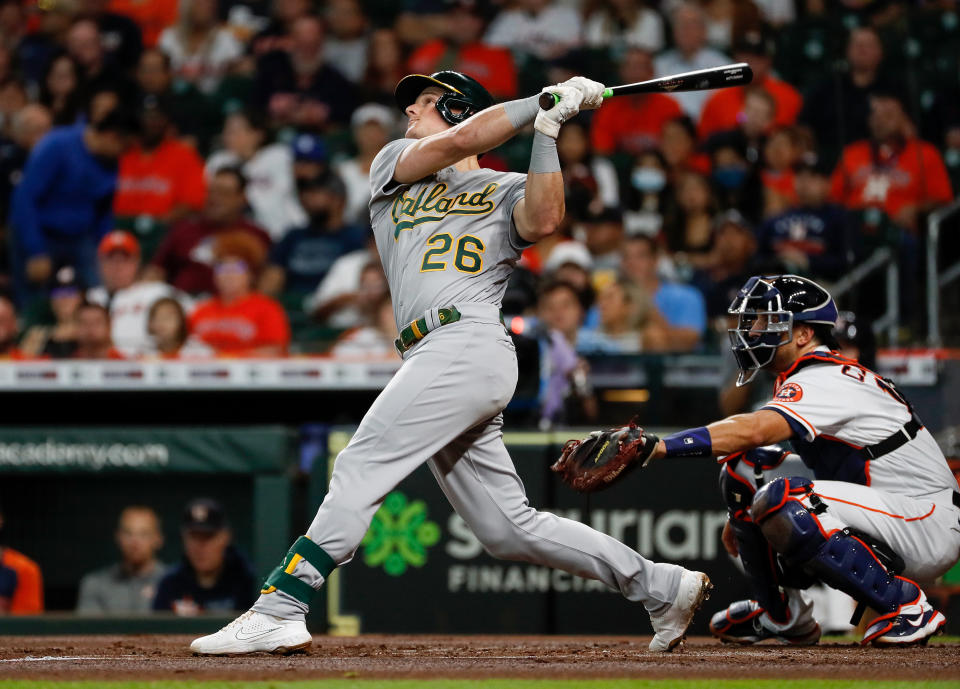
[502,94,541,129]
[662,427,713,458]
[530,131,561,173]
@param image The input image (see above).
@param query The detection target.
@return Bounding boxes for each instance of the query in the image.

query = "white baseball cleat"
[648,570,713,652]
[190,610,312,655]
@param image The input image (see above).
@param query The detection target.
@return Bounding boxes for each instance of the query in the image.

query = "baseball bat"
[537,62,753,110]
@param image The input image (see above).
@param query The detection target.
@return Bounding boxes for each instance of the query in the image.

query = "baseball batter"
[644,275,959,646]
[190,71,711,655]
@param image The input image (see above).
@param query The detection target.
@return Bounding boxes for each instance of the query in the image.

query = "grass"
[2,682,960,689]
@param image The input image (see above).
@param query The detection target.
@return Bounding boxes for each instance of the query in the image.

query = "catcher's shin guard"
[752,477,929,641]
[719,464,789,623]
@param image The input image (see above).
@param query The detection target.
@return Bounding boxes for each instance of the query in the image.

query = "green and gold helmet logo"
[361,491,441,576]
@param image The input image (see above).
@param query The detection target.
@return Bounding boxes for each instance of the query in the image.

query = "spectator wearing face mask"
[259,171,367,305]
[622,149,674,238]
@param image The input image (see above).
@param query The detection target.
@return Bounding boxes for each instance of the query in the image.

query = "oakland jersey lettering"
[390,182,499,238]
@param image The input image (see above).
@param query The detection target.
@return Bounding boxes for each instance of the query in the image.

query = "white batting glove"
[562,76,605,110]
[534,84,583,139]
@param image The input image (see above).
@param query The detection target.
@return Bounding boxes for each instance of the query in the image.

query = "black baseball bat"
[538,62,753,110]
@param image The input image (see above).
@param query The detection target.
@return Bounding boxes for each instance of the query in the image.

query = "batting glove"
[562,76,605,110]
[534,84,582,139]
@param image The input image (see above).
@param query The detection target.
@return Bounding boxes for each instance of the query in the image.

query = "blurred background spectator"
[589,48,681,157]
[189,230,290,357]
[407,0,517,100]
[76,505,166,614]
[145,296,212,359]
[19,264,83,359]
[158,0,242,96]
[9,105,138,306]
[206,109,305,239]
[73,300,123,359]
[260,170,366,308]
[0,293,22,359]
[145,167,270,295]
[0,500,44,614]
[654,3,728,119]
[584,0,665,54]
[87,231,190,357]
[335,103,393,226]
[153,497,255,615]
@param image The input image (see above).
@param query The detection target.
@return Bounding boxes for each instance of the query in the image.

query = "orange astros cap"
[98,230,140,257]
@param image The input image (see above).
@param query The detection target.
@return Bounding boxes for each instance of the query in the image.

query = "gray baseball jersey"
[368,138,530,327]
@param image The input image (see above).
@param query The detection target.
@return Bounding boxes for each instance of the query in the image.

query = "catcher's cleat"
[649,570,712,652]
[709,599,820,645]
[862,591,946,647]
[190,610,312,655]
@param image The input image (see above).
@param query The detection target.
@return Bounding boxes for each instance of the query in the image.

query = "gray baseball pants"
[253,305,682,620]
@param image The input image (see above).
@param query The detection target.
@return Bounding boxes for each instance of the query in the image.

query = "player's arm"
[647,409,793,463]
[393,100,536,183]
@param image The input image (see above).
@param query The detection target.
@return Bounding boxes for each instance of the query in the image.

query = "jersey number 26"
[420,233,485,274]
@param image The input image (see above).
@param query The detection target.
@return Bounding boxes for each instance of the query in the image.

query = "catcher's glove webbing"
[550,421,660,492]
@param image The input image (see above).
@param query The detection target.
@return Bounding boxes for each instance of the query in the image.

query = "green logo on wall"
[361,491,441,576]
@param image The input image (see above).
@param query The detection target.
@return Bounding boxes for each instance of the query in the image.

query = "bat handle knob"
[538,92,558,110]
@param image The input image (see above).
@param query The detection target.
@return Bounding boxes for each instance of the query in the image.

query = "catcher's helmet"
[727,275,838,385]
[394,70,495,126]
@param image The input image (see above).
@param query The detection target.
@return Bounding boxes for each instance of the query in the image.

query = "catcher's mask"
[728,275,838,386]
[394,70,495,126]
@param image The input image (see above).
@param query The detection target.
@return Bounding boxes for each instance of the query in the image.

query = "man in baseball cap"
[86,230,192,357]
[152,498,256,616]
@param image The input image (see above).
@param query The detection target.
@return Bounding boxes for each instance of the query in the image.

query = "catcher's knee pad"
[751,477,823,567]
[804,530,919,615]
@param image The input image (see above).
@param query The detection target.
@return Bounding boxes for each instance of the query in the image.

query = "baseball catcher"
[556,274,959,646]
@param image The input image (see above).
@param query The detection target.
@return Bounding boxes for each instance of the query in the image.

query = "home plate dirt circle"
[2,635,959,681]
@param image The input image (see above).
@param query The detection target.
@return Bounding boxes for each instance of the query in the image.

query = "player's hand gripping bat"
[538,62,753,110]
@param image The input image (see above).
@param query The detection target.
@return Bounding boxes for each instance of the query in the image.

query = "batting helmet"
[394,71,495,126]
[727,275,839,385]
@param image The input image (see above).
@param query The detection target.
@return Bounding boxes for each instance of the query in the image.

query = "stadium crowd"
[0,0,954,368]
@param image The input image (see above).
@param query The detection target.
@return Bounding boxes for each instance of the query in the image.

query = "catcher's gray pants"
[253,310,682,620]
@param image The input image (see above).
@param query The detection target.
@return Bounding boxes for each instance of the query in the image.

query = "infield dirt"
[1,635,959,682]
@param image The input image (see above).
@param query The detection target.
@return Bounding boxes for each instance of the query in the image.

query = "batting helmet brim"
[394,74,464,114]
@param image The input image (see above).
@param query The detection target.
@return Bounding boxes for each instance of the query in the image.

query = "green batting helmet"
[394,71,495,126]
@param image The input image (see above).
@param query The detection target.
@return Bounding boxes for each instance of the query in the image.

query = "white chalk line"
[0,655,140,663]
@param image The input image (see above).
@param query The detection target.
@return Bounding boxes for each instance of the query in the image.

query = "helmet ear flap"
[435,93,477,125]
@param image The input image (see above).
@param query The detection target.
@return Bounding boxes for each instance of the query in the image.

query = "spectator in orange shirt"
[407,0,518,100]
[0,502,44,614]
[830,91,953,234]
[73,301,125,359]
[113,93,207,225]
[190,232,290,357]
[697,28,802,141]
[590,48,682,156]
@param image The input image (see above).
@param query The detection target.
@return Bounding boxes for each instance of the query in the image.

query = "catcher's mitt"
[550,421,660,492]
